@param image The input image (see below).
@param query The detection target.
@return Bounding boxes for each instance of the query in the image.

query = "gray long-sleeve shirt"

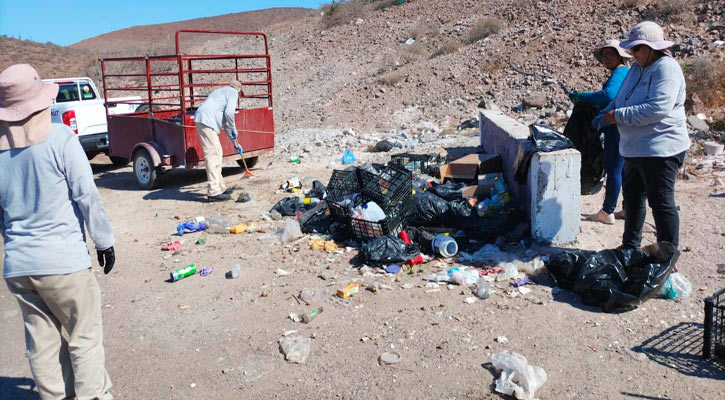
[0,124,115,278]
[193,86,239,135]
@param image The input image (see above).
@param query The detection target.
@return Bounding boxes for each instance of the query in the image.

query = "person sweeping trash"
[0,64,116,399]
[193,81,250,202]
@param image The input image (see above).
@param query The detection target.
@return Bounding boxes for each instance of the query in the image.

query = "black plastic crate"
[703,288,725,361]
[326,170,361,222]
[350,205,403,242]
[357,162,412,213]
[391,153,432,175]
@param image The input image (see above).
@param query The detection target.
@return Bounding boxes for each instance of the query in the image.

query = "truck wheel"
[133,149,160,189]
[236,156,259,169]
[110,156,129,167]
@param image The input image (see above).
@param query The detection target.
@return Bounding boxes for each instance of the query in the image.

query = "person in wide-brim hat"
[569,40,631,225]
[592,21,690,250]
[1,63,117,400]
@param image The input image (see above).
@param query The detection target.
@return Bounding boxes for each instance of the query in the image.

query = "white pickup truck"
[44,77,140,163]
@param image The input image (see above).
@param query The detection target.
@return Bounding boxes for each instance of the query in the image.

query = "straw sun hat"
[0,64,58,122]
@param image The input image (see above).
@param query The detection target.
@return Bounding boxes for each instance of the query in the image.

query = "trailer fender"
[131,142,162,167]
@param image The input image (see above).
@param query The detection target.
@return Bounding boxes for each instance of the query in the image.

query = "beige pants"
[196,122,227,196]
[6,268,113,400]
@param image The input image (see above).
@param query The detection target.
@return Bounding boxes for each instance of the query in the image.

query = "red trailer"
[100,29,274,189]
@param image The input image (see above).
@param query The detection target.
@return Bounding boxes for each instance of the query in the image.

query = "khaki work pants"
[196,122,227,196]
[6,268,113,400]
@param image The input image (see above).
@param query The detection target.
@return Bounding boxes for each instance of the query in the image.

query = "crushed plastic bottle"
[207,214,236,234]
[476,277,493,299]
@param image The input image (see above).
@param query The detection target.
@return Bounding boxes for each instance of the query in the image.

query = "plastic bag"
[279,336,311,363]
[563,103,605,195]
[207,214,236,234]
[270,197,316,217]
[490,351,548,400]
[306,180,327,199]
[546,242,680,311]
[299,288,327,304]
[515,124,575,183]
[659,272,692,300]
[429,182,466,201]
[280,220,304,243]
[298,202,331,234]
[341,149,356,164]
[496,262,519,281]
[451,268,479,285]
[358,235,421,266]
[476,277,493,299]
[459,244,516,266]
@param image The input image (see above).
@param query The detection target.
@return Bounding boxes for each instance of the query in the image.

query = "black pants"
[621,152,686,249]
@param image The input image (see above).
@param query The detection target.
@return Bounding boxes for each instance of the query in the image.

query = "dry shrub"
[378,70,403,86]
[321,1,366,28]
[408,20,440,40]
[620,0,647,8]
[400,41,426,63]
[371,0,398,11]
[481,57,506,74]
[648,0,690,21]
[432,39,463,58]
[681,58,725,109]
[464,17,504,45]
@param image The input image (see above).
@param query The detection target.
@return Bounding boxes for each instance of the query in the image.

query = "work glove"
[568,91,581,104]
[97,247,116,275]
[225,129,238,141]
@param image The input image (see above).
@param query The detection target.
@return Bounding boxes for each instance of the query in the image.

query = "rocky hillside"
[0,36,96,79]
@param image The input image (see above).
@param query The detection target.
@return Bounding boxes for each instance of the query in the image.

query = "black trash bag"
[358,235,421,266]
[270,197,316,216]
[373,140,399,152]
[546,242,680,312]
[307,180,327,199]
[515,124,575,183]
[563,103,605,195]
[328,221,350,242]
[405,227,436,254]
[457,118,479,131]
[429,182,466,201]
[298,202,331,234]
[402,191,452,227]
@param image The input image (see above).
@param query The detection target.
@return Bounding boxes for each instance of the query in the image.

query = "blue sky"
[0,0,326,46]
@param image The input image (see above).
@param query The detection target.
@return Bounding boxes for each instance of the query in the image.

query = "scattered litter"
[281,177,302,192]
[512,277,531,287]
[279,336,311,363]
[177,222,207,236]
[341,149,356,164]
[199,267,213,277]
[301,307,323,324]
[659,272,691,300]
[518,286,532,295]
[476,277,494,299]
[378,351,401,365]
[464,296,477,304]
[480,266,504,276]
[309,239,339,252]
[495,336,509,344]
[496,263,519,281]
[586,344,597,352]
[385,264,402,274]
[230,223,247,234]
[289,313,303,323]
[450,267,479,286]
[280,220,304,243]
[282,330,297,337]
[337,283,360,299]
[276,268,291,276]
[195,232,208,245]
[161,241,181,251]
[207,214,236,234]
[299,288,326,304]
[170,264,196,282]
[229,264,240,279]
[236,192,252,203]
[490,351,548,400]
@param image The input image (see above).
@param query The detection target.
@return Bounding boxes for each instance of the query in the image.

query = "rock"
[494,336,509,344]
[522,93,547,109]
[378,351,401,365]
[279,336,311,363]
[343,127,356,136]
[687,115,710,132]
[685,93,706,114]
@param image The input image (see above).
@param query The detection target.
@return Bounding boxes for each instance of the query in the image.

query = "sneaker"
[614,209,625,220]
[587,209,615,225]
[223,188,234,195]
[207,193,232,202]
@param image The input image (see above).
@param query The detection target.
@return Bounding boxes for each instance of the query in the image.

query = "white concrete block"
[529,149,581,245]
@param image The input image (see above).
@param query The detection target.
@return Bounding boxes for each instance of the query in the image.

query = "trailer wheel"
[236,156,259,169]
[110,156,129,167]
[133,149,160,189]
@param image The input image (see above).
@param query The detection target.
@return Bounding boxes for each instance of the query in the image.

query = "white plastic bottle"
[432,234,458,257]
[361,201,386,222]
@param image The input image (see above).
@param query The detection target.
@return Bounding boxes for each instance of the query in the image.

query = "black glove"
[97,247,116,274]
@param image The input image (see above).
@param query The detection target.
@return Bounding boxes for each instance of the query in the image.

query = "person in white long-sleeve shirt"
[193,81,244,201]
[0,64,116,399]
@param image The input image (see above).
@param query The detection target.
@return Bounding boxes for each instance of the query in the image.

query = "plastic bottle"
[301,307,323,323]
[303,197,321,205]
[171,264,197,281]
[360,201,386,222]
[494,177,506,194]
[476,199,490,217]
[432,234,458,257]
[476,277,493,299]
[195,232,208,245]
[208,215,235,233]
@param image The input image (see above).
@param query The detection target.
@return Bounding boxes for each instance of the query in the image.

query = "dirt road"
[1,146,724,399]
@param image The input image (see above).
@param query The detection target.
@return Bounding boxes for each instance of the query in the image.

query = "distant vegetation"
[464,17,504,44]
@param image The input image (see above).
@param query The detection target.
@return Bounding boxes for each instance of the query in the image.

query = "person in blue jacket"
[593,22,690,249]
[571,40,631,224]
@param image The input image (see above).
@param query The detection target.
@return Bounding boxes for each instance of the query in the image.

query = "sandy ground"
[1,140,724,399]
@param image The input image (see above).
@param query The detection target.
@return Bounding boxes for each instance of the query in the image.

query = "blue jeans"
[601,125,624,214]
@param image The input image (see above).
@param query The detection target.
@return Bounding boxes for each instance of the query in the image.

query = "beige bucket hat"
[593,39,633,63]
[619,21,674,51]
[0,64,58,122]
[229,80,244,93]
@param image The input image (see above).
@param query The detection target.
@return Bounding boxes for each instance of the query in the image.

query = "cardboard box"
[439,153,503,183]
[461,172,504,199]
